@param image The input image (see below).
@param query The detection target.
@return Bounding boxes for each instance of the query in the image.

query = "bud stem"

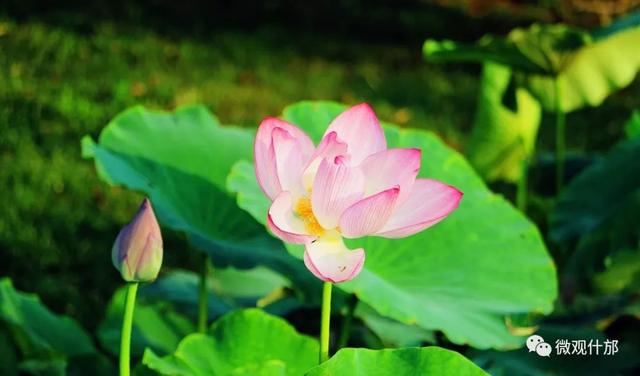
[119,282,138,376]
[319,281,332,363]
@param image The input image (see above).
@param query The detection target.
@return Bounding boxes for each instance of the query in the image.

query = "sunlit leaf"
[524,23,640,112]
[228,101,557,349]
[306,347,486,376]
[468,62,541,182]
[143,309,318,376]
[424,17,640,112]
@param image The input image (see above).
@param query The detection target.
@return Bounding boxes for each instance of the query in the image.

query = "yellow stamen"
[294,197,325,236]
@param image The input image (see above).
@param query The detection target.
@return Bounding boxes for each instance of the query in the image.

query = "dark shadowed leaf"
[0,278,95,358]
[0,327,18,376]
[551,138,640,242]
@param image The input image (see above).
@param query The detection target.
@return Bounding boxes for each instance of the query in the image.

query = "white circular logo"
[535,342,552,357]
[526,335,545,352]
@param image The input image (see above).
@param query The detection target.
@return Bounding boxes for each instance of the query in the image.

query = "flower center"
[294,197,325,237]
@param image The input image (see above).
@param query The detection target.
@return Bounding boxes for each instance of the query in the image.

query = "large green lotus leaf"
[306,347,486,376]
[97,286,195,357]
[424,17,640,112]
[227,101,557,349]
[143,309,318,376]
[0,278,95,358]
[82,105,320,297]
[468,62,541,182]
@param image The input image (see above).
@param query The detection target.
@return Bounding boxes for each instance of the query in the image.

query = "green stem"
[320,282,333,364]
[119,282,138,376]
[555,78,566,194]
[198,256,212,333]
[337,294,357,349]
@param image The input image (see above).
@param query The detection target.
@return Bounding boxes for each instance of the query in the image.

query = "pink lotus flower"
[255,104,462,283]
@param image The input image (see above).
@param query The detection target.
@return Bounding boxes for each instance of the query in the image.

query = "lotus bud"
[112,198,163,282]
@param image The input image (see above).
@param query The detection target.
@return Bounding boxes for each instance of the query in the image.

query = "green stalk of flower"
[111,198,164,376]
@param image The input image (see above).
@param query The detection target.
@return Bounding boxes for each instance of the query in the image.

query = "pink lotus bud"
[112,198,163,282]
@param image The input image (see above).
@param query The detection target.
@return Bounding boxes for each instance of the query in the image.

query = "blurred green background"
[1,0,639,352]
